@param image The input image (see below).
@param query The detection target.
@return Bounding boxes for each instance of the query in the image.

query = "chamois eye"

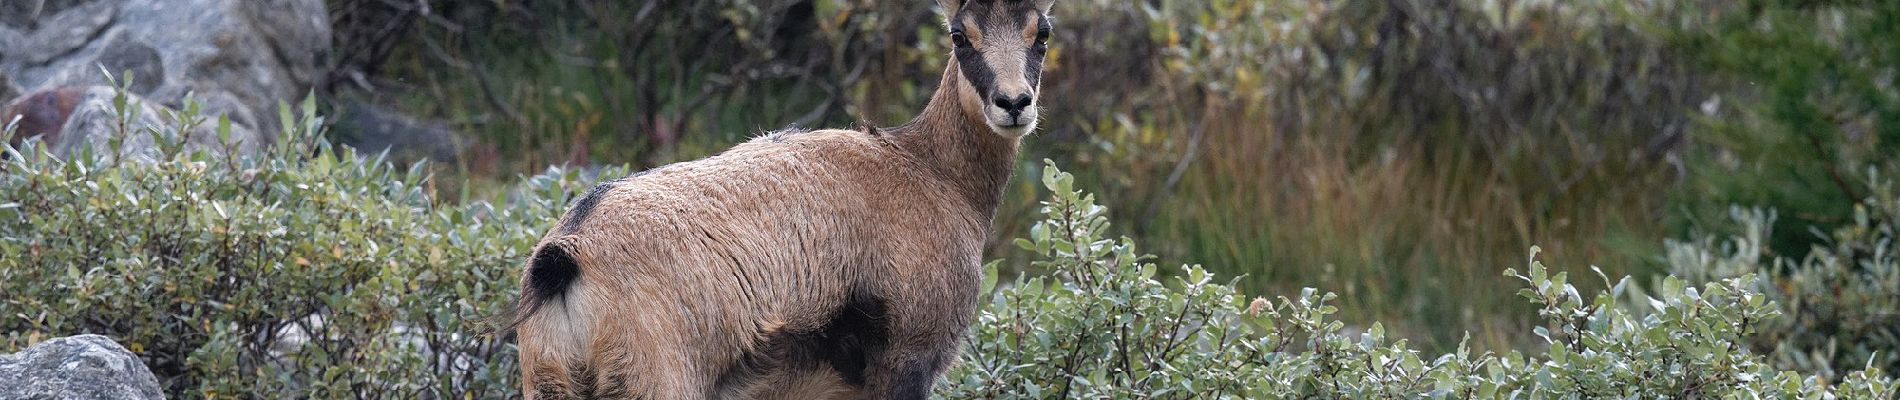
[950,31,972,49]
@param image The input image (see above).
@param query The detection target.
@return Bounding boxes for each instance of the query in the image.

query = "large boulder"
[332,100,469,163]
[0,334,165,400]
[0,0,332,155]
[3,86,258,162]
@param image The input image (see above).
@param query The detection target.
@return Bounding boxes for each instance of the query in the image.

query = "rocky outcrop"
[332,100,468,162]
[0,0,332,155]
[3,86,257,162]
[0,334,165,400]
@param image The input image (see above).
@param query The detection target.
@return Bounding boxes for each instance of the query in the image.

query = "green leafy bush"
[1667,174,1900,380]
[0,93,575,397]
[942,162,1895,398]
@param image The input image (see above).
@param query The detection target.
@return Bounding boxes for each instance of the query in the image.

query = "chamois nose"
[991,93,1033,117]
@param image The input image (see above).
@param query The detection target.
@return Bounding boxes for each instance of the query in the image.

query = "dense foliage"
[4,93,1897,396]
[1667,183,1900,381]
[1,96,539,397]
[943,162,1896,398]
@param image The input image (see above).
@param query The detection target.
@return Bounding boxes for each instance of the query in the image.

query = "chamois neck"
[888,62,1022,216]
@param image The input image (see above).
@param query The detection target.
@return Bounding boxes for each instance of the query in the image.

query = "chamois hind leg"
[581,338,710,400]
[515,281,711,399]
[521,351,705,400]
[521,328,709,400]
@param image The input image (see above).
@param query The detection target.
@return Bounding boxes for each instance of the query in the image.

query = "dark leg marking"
[820,292,891,386]
[717,291,892,390]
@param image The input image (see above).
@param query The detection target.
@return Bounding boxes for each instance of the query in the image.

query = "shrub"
[0,92,578,397]
[1666,174,1900,380]
[941,161,1895,398]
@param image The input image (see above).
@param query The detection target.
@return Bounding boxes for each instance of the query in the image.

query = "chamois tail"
[494,242,583,340]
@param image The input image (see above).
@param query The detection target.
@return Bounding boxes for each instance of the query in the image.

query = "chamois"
[498,0,1058,398]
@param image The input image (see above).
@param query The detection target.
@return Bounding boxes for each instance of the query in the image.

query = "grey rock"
[0,1,117,67]
[6,86,260,162]
[333,100,468,162]
[0,0,334,155]
[0,0,96,30]
[0,334,165,400]
[236,0,333,91]
[0,71,17,103]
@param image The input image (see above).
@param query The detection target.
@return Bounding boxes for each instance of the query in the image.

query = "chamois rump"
[498,0,1058,398]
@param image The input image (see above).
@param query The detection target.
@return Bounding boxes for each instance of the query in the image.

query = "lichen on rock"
[0,334,165,400]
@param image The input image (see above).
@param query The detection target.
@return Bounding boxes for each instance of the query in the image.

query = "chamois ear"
[937,0,964,22]
[1034,0,1055,14]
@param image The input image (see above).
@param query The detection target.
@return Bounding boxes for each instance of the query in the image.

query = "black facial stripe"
[1025,15,1049,89]
[957,47,998,98]
[1037,14,1052,40]
[1024,55,1043,89]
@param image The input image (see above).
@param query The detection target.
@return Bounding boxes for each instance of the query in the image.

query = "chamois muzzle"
[980,84,1039,136]
[992,93,1033,123]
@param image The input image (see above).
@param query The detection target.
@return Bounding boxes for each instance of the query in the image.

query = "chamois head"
[939,0,1056,137]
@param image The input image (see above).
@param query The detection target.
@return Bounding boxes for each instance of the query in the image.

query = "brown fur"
[502,0,1057,398]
